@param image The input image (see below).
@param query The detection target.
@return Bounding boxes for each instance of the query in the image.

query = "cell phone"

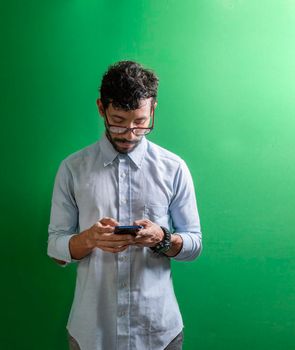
[114,225,143,235]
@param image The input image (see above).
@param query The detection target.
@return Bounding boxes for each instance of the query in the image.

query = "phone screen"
[114,225,143,235]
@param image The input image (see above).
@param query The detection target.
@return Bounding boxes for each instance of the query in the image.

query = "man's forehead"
[110,98,153,113]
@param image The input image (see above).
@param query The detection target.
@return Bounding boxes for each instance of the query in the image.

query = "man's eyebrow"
[111,114,148,119]
[109,114,127,121]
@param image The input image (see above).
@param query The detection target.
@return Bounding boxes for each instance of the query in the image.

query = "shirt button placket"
[117,155,131,350]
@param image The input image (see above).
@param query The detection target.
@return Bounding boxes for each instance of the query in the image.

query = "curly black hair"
[99,60,159,111]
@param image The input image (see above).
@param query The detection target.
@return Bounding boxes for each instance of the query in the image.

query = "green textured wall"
[1,1,295,349]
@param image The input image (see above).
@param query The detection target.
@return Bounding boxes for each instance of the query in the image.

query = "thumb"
[100,217,119,227]
[133,219,150,228]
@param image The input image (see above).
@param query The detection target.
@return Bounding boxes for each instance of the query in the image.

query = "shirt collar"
[99,133,147,169]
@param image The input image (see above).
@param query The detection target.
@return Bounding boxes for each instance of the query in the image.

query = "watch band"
[150,226,172,254]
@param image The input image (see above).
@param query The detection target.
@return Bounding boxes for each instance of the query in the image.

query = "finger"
[93,221,103,228]
[100,217,119,227]
[134,229,150,237]
[134,236,146,244]
[109,233,136,241]
[133,219,151,227]
[93,231,135,242]
[93,225,115,235]
[133,236,145,244]
[134,230,158,245]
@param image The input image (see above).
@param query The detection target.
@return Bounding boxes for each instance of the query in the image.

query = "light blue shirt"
[47,134,202,350]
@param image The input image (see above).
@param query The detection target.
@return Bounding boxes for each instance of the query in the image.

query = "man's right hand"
[69,217,136,260]
[85,217,136,253]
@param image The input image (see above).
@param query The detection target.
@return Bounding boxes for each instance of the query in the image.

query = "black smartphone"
[114,225,143,235]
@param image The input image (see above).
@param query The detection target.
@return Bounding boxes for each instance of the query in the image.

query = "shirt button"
[118,256,128,262]
[119,311,126,317]
[121,172,126,178]
[120,282,127,288]
[121,198,127,204]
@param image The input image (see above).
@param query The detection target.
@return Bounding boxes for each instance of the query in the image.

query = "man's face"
[97,98,156,154]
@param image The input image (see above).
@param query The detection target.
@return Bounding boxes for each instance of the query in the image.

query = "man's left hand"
[132,219,164,247]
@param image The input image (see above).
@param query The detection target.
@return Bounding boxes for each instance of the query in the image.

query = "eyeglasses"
[104,108,155,136]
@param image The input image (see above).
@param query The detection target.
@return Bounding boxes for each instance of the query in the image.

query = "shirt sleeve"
[169,159,202,261]
[47,160,79,264]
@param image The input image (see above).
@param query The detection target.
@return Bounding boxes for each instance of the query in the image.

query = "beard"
[105,128,143,154]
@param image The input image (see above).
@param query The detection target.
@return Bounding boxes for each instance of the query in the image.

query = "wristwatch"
[150,226,172,254]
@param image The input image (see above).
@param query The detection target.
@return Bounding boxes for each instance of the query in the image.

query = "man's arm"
[48,161,138,265]
[68,218,136,259]
[165,234,183,257]
[132,160,202,260]
[51,220,138,265]
[52,258,67,266]
[168,159,202,261]
[132,219,183,256]
[47,161,79,265]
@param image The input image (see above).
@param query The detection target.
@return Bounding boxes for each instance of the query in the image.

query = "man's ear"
[96,98,105,117]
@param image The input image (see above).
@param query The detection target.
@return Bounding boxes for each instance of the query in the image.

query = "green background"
[1,0,295,349]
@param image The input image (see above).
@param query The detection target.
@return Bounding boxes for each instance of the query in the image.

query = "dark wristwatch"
[150,226,172,254]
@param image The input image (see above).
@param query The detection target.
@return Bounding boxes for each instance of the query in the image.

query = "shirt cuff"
[47,233,78,264]
[172,232,202,261]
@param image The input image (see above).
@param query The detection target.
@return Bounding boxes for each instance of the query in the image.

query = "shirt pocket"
[144,204,169,227]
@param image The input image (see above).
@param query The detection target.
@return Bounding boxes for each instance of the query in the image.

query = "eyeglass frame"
[103,105,155,136]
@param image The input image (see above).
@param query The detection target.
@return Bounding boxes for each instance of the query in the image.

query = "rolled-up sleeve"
[169,160,202,261]
[47,160,78,264]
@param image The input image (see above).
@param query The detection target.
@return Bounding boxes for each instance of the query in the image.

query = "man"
[47,60,202,350]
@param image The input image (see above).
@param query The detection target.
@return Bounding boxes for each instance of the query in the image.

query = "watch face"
[158,245,171,253]
[150,226,172,254]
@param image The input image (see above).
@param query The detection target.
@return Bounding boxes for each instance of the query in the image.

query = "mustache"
[113,138,139,144]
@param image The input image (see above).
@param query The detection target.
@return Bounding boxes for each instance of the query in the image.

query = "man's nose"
[124,129,137,141]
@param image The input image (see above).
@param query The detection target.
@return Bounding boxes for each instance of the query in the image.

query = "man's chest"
[73,160,174,227]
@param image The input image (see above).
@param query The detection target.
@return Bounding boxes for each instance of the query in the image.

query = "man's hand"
[69,217,136,259]
[87,217,136,253]
[132,219,164,247]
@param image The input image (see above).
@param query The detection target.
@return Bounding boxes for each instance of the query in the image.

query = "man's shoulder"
[146,140,184,165]
[62,141,99,167]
